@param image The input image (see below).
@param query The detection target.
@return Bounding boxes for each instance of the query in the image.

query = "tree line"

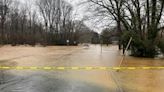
[86,0,164,57]
[0,0,96,46]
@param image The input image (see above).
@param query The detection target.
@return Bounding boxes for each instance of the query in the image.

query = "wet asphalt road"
[0,73,112,92]
[0,45,121,92]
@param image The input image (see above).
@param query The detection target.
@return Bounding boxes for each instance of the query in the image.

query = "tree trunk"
[117,20,122,50]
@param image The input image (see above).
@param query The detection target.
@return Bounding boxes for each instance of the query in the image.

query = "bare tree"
[85,0,125,49]
[0,0,12,44]
[60,1,73,41]
[36,0,77,45]
[36,0,60,44]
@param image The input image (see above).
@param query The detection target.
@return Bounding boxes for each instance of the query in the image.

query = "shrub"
[158,38,164,54]
[122,31,157,58]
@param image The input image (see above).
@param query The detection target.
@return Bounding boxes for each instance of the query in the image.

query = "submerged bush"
[131,37,156,57]
[158,38,164,54]
[122,31,157,58]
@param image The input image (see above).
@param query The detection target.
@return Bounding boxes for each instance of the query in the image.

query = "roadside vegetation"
[85,0,164,58]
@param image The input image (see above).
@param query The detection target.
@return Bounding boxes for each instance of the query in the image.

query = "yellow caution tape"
[0,66,164,70]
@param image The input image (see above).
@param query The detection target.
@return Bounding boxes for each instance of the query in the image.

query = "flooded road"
[0,45,164,92]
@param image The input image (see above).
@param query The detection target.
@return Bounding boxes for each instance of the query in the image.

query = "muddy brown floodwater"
[0,45,163,92]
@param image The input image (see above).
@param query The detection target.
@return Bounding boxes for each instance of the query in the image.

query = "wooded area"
[0,0,98,46]
[86,0,164,57]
